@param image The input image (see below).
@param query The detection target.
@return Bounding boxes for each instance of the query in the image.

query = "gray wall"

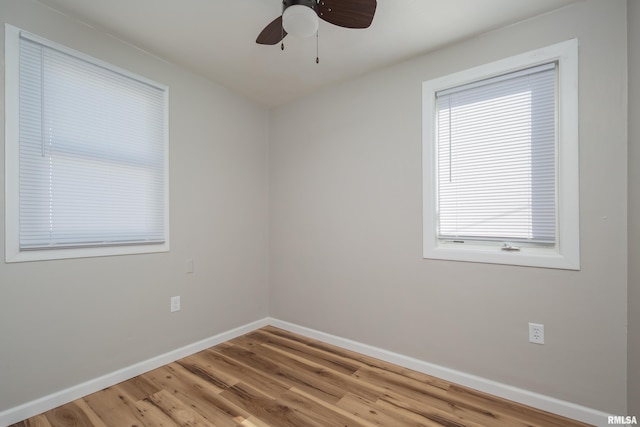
[269,0,628,414]
[0,0,269,412]
[628,0,639,417]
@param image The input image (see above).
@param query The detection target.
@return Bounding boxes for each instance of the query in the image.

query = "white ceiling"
[34,0,578,107]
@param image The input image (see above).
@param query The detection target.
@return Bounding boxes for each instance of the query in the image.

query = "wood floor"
[11,326,593,427]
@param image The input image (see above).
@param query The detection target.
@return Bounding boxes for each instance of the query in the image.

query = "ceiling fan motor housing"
[282,0,319,38]
[283,0,318,13]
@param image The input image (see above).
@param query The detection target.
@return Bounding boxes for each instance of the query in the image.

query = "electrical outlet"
[529,323,544,344]
[170,296,181,312]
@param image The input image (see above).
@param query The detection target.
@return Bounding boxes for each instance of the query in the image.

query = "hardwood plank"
[142,364,247,427]
[337,392,461,427]
[115,374,162,402]
[290,387,379,427]
[176,351,239,391]
[44,399,107,427]
[144,389,216,426]
[351,358,451,394]
[218,340,378,404]
[132,397,180,427]
[222,381,372,427]
[216,344,348,404]
[235,416,272,427]
[82,384,147,426]
[237,329,361,376]
[70,400,108,427]
[276,388,374,427]
[149,362,226,396]
[13,326,595,427]
[258,342,385,401]
[218,381,299,426]
[378,390,509,427]
[353,365,510,426]
[198,347,291,398]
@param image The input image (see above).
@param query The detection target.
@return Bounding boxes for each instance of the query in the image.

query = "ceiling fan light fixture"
[282,4,319,38]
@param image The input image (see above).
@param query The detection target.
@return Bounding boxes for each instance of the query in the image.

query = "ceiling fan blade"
[256,16,287,45]
[317,0,377,29]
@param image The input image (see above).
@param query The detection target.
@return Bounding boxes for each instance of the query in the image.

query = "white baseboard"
[1,316,612,427]
[267,318,613,427]
[0,318,269,427]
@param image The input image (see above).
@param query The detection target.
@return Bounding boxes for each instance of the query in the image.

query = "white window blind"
[17,32,167,250]
[435,63,557,245]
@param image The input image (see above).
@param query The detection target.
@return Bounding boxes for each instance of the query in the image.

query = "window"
[5,24,169,262]
[422,39,579,269]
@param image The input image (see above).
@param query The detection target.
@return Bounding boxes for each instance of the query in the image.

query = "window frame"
[4,24,170,263]
[422,39,579,270]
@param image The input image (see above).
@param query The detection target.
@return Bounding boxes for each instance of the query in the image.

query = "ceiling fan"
[256,0,377,45]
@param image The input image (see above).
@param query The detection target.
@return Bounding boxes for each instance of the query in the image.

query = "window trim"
[4,24,170,263]
[422,39,579,270]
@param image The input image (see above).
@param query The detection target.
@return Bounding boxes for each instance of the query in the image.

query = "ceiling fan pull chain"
[281,13,285,51]
[316,26,319,63]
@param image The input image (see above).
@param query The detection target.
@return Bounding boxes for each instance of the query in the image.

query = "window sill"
[423,242,580,270]
[5,242,169,263]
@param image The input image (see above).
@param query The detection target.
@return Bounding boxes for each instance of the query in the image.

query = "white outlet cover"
[170,296,181,312]
[529,322,544,344]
